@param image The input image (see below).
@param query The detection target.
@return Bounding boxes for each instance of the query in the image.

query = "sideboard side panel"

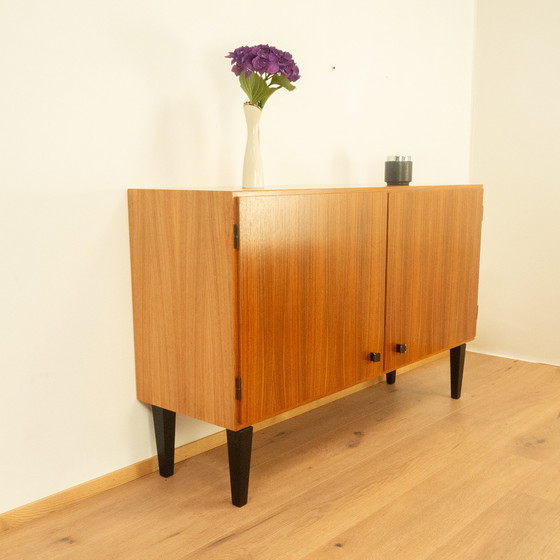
[128,190,237,429]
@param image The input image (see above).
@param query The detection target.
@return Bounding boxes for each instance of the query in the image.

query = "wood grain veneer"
[127,185,482,431]
[237,192,387,426]
[384,185,483,370]
[128,190,238,429]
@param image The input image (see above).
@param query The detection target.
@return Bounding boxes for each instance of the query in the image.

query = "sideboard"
[128,184,483,506]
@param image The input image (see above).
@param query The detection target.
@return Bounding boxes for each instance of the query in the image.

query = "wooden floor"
[2,352,560,559]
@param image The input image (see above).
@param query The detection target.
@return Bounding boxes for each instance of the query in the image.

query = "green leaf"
[238,73,253,100]
[238,72,296,109]
[239,73,270,108]
[258,86,279,109]
[270,74,296,92]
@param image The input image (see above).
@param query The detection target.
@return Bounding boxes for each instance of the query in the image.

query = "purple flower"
[226,45,253,76]
[226,44,300,108]
[226,44,300,82]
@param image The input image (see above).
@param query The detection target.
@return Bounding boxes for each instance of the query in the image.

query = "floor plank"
[1,352,559,560]
[427,492,560,560]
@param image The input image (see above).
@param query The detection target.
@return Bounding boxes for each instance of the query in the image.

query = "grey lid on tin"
[386,155,412,161]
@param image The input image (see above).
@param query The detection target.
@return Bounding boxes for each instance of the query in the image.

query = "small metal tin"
[385,156,413,186]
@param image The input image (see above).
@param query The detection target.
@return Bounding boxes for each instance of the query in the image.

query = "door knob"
[396,344,407,354]
[370,352,381,362]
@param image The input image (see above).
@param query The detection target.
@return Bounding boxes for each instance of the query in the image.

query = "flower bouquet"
[226,44,300,109]
[226,44,300,188]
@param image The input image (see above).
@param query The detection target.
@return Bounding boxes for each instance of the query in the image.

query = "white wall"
[0,0,476,513]
[469,0,560,365]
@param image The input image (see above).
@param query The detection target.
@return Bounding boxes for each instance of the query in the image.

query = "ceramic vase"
[242,103,264,189]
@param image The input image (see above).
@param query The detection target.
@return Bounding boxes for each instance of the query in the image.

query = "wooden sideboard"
[128,184,483,506]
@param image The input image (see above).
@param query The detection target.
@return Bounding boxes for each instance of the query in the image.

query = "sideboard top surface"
[128,184,482,198]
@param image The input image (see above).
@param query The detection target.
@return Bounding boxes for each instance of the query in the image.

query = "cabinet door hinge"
[234,224,240,249]
[235,377,242,400]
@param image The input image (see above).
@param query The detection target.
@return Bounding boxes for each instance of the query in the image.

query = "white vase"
[242,103,264,189]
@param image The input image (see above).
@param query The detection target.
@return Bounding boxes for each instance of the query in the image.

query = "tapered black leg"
[226,426,253,507]
[152,406,176,477]
[450,344,466,399]
[386,370,396,384]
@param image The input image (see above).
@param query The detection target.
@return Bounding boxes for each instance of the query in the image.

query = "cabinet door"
[385,187,483,371]
[237,192,387,426]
